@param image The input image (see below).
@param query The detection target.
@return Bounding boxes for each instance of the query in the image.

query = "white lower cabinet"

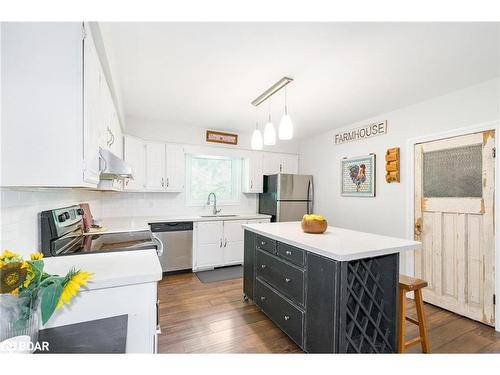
[193,218,270,271]
[44,281,158,353]
[222,220,247,265]
[193,221,224,270]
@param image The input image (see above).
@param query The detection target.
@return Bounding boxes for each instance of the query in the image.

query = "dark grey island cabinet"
[243,229,402,353]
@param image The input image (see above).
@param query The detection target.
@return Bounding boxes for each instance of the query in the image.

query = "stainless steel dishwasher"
[149,221,193,273]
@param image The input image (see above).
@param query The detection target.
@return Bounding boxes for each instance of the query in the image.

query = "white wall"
[124,116,301,154]
[0,189,102,257]
[299,78,500,239]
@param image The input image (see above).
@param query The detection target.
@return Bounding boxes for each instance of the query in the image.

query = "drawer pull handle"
[285,277,292,283]
[261,264,267,269]
[261,241,266,245]
[284,315,290,321]
[260,296,266,301]
[285,250,292,255]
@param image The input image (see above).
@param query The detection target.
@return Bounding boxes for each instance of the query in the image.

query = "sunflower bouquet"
[0,250,93,334]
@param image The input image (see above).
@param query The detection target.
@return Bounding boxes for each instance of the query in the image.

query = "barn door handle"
[414,218,423,237]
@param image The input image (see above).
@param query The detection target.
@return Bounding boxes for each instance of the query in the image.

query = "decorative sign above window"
[334,121,387,145]
[206,130,238,145]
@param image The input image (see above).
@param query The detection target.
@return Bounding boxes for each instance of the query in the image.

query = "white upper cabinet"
[281,153,299,174]
[125,140,185,192]
[0,23,124,188]
[262,153,299,175]
[242,153,264,193]
[83,27,103,185]
[123,135,146,191]
[165,144,185,192]
[145,142,166,191]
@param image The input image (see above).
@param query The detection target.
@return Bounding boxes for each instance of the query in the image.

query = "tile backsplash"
[0,188,258,257]
[0,189,103,257]
[99,191,258,218]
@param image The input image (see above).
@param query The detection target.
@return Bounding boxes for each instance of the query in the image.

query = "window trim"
[185,153,242,207]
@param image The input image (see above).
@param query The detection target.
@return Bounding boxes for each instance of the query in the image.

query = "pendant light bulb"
[251,122,263,150]
[263,121,276,146]
[279,87,294,140]
[279,113,293,140]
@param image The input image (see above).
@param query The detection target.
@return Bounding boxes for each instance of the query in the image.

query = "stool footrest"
[405,316,419,325]
[404,336,423,348]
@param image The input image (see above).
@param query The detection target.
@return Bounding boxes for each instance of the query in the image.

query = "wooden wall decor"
[206,130,238,145]
[385,147,400,183]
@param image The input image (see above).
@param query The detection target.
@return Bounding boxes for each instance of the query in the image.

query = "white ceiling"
[99,22,499,139]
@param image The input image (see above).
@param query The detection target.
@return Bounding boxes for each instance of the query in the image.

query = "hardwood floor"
[158,272,500,354]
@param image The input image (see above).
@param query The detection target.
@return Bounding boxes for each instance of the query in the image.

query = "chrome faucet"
[206,192,221,215]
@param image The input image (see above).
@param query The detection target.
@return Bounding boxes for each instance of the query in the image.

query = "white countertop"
[43,249,162,290]
[93,213,272,234]
[242,221,421,261]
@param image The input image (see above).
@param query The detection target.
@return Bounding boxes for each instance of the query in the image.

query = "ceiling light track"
[251,77,293,107]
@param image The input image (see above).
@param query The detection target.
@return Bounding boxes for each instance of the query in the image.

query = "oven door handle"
[151,233,164,256]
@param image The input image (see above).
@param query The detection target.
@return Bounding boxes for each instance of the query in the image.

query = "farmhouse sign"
[334,121,387,145]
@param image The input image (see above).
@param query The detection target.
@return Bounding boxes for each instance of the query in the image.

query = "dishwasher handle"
[151,233,164,256]
[149,221,193,232]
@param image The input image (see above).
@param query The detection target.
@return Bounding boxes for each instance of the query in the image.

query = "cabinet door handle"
[220,239,223,248]
[285,277,292,283]
[261,264,267,269]
[250,180,253,189]
[284,315,290,321]
[261,241,266,246]
[166,177,169,187]
[224,238,227,247]
[285,250,292,256]
[161,177,165,187]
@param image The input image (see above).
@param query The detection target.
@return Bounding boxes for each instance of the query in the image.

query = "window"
[185,154,241,205]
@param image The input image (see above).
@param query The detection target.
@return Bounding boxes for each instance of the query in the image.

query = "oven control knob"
[58,214,66,223]
[76,208,84,216]
[64,212,70,220]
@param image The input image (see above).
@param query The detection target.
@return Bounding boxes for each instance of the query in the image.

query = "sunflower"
[57,270,93,308]
[0,262,27,293]
[30,252,44,260]
[0,249,21,262]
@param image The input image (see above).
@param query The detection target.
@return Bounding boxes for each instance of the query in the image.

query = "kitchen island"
[242,221,421,354]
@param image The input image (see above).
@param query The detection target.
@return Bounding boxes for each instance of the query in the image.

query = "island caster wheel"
[243,294,249,302]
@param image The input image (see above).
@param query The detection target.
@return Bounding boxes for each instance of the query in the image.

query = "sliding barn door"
[414,130,495,325]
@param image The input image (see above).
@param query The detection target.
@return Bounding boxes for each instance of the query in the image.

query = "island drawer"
[255,278,304,348]
[256,248,305,306]
[277,242,305,267]
[255,234,276,254]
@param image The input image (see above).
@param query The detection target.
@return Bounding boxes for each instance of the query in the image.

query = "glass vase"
[0,294,41,353]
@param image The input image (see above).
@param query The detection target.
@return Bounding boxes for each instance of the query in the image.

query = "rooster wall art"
[341,154,376,197]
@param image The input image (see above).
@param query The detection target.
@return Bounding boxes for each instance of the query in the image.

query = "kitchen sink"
[200,214,239,218]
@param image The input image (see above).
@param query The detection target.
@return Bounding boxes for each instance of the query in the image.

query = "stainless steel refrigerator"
[259,174,313,222]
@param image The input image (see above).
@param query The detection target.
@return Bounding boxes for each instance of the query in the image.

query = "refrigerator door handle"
[307,179,313,214]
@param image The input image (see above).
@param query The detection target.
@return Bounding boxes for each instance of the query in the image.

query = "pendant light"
[251,121,263,150]
[263,100,276,146]
[279,86,294,140]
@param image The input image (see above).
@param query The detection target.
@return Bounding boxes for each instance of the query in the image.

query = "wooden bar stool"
[398,274,430,353]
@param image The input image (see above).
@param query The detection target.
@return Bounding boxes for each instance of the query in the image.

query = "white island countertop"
[242,221,421,261]
[43,249,162,290]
